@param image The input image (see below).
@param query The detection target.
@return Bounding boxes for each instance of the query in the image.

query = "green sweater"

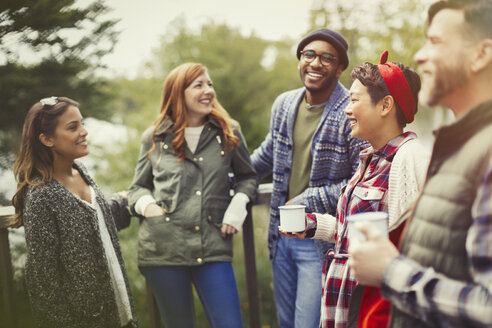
[288,97,325,200]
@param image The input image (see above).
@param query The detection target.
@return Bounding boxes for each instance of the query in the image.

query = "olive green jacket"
[129,117,257,266]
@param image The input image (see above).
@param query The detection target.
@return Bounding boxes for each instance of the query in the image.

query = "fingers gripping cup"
[279,205,306,232]
[347,211,388,244]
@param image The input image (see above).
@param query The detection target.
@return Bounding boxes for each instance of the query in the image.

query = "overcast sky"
[98,0,314,78]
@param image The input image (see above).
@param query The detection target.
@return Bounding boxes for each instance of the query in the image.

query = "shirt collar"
[155,115,221,135]
[360,131,417,160]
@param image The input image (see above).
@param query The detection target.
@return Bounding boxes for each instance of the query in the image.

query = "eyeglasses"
[300,50,337,66]
[40,96,58,106]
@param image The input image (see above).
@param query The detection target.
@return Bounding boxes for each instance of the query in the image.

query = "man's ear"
[39,133,54,148]
[335,65,343,79]
[471,39,492,73]
[380,95,395,118]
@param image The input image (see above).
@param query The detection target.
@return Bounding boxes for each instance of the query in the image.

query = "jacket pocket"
[204,196,230,228]
[352,186,385,201]
[351,186,387,213]
[152,141,182,213]
[138,214,180,260]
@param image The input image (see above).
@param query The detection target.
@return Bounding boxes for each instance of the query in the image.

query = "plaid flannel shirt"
[381,160,492,327]
[312,132,417,328]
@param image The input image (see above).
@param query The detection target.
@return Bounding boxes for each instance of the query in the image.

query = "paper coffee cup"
[347,211,388,243]
[279,205,306,232]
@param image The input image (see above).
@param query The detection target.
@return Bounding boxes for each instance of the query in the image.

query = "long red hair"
[147,63,239,160]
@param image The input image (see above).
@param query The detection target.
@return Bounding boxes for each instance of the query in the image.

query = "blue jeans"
[140,262,242,328]
[272,235,323,328]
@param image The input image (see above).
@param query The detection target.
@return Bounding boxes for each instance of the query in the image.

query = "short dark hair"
[350,62,421,128]
[428,0,492,40]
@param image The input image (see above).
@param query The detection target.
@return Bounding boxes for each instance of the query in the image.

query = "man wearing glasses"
[251,28,366,328]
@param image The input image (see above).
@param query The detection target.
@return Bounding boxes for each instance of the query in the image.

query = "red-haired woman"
[10,97,137,328]
[128,63,257,328]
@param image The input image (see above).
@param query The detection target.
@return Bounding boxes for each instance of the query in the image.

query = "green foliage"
[308,0,448,143]
[309,0,430,84]
[0,0,119,167]
[92,76,163,191]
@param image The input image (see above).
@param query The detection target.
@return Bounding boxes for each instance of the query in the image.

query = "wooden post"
[146,283,163,328]
[0,206,17,328]
[242,202,261,328]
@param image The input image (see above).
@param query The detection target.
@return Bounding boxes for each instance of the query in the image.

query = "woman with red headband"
[280,51,430,328]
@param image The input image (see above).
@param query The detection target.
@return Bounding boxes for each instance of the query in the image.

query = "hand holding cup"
[278,205,307,239]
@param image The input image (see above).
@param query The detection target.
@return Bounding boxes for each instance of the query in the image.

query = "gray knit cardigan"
[23,161,137,328]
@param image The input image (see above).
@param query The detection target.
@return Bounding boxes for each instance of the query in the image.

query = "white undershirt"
[184,125,204,153]
[87,186,133,326]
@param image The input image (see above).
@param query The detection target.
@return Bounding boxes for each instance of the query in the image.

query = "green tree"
[0,0,119,167]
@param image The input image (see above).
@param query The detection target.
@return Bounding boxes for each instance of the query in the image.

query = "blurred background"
[0,0,452,327]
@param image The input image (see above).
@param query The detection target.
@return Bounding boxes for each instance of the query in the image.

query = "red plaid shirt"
[314,132,417,328]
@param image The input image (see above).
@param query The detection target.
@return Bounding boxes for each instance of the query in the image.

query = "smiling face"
[345,79,383,144]
[298,40,343,102]
[414,9,470,108]
[184,71,216,127]
[42,105,89,161]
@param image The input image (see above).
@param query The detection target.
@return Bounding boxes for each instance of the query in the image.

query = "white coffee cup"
[347,211,388,243]
[279,205,306,232]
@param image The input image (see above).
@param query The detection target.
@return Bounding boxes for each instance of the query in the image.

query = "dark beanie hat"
[296,28,349,70]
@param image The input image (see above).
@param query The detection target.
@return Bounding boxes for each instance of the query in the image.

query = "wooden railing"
[0,183,272,328]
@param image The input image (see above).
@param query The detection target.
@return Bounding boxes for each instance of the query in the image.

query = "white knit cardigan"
[312,137,430,242]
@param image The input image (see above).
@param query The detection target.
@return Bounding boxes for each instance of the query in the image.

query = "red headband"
[377,50,415,123]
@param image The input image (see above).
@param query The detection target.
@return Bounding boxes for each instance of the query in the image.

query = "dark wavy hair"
[9,97,79,227]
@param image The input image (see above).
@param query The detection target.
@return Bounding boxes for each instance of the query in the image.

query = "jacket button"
[196,190,201,196]
[197,258,203,264]
[208,215,212,221]
[195,225,200,231]
[199,157,203,161]
[193,157,198,161]
[163,144,168,149]
[165,217,170,222]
